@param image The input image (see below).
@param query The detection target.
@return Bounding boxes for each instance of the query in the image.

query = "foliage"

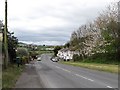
[84,53,118,64]
[1,20,18,64]
[17,47,29,57]
[16,47,29,64]
[68,3,118,64]
[64,42,70,48]
[29,51,38,59]
[73,54,82,62]
[7,32,18,63]
[53,46,62,56]
[22,56,29,64]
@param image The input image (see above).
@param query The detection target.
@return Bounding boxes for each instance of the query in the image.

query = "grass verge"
[60,61,118,73]
[2,64,25,88]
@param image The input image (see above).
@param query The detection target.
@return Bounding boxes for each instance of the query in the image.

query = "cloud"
[0,0,117,45]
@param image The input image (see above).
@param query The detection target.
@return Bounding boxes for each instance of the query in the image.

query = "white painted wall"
[57,49,79,61]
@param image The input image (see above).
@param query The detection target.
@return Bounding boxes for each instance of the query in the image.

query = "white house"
[57,48,79,61]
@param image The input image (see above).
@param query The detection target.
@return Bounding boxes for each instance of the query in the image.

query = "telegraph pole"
[117,3,120,85]
[4,0,8,69]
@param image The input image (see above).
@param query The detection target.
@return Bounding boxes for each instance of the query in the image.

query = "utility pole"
[4,0,8,69]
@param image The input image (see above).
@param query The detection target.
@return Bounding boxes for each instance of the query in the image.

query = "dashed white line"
[62,69,71,73]
[76,74,85,79]
[55,66,60,69]
[55,66,71,73]
[75,74,94,82]
[75,74,87,79]
[56,66,94,82]
[55,65,114,88]
[87,79,94,82]
[107,86,113,88]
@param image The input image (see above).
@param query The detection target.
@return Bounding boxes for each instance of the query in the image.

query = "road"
[34,54,118,88]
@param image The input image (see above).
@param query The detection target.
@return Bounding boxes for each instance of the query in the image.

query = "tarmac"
[14,60,43,88]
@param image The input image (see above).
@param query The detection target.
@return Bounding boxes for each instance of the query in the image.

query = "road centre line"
[75,74,94,82]
[75,74,87,79]
[55,65,114,88]
[61,68,71,73]
[106,86,113,88]
[55,66,94,81]
[55,66,61,69]
[55,66,71,73]
[87,78,94,82]
[55,66,94,82]
[75,73,114,88]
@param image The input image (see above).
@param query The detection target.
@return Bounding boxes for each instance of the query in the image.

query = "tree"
[53,46,62,56]
[7,31,18,63]
[70,31,78,47]
[16,47,29,64]
[64,42,70,48]
[17,47,29,57]
[94,3,118,57]
[69,2,118,63]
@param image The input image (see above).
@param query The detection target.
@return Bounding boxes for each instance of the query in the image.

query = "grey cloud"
[15,27,72,42]
[6,0,113,45]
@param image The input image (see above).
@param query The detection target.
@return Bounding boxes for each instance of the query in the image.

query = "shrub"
[17,47,29,57]
[22,56,29,64]
[29,51,38,59]
[85,52,118,64]
[73,54,82,62]
[53,46,62,56]
[16,47,29,64]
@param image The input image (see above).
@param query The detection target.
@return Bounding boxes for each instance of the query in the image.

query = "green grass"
[60,61,118,73]
[2,64,25,88]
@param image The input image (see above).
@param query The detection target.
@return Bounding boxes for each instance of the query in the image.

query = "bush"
[53,46,62,56]
[73,54,82,62]
[17,47,29,57]
[84,53,118,64]
[22,56,29,64]
[16,47,29,64]
[29,51,38,60]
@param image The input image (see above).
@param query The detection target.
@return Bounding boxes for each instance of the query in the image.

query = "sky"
[0,0,118,45]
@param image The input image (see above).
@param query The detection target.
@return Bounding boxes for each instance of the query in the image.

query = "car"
[37,57,41,61]
[51,57,59,62]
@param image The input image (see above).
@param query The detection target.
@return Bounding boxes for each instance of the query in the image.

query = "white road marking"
[75,74,94,82]
[47,65,114,88]
[87,79,94,82]
[55,66,60,69]
[55,66,71,73]
[107,86,113,88]
[75,74,87,79]
[56,66,94,82]
[62,68,71,73]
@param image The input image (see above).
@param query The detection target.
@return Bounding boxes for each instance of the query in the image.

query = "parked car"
[37,57,41,61]
[51,57,59,62]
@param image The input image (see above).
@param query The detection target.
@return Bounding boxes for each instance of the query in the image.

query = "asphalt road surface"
[34,54,118,89]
